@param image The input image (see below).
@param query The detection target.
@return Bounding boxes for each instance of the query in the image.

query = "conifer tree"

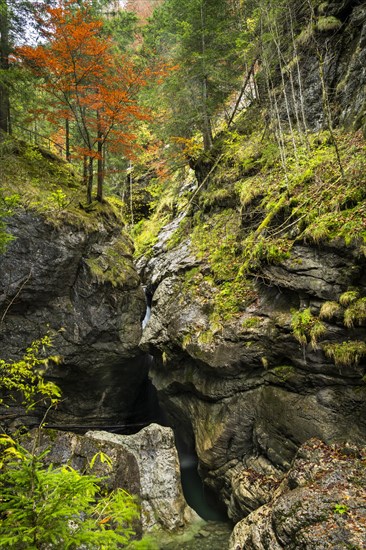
[143,0,244,152]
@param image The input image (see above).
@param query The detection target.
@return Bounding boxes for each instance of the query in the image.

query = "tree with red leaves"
[17,0,150,203]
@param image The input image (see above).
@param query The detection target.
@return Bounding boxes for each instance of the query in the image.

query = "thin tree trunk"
[0,0,11,137]
[129,160,134,226]
[306,0,343,176]
[87,156,93,204]
[202,77,213,151]
[318,51,344,176]
[288,3,310,150]
[96,112,103,202]
[267,6,297,160]
[65,118,71,161]
[200,2,213,152]
[83,155,88,186]
[228,59,257,127]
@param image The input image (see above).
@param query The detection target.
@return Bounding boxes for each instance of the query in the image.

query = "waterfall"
[142,303,151,329]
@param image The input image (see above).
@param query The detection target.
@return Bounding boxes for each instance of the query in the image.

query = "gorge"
[1,0,366,548]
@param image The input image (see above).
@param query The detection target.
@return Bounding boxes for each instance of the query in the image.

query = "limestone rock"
[276,2,366,132]
[86,425,199,532]
[229,439,366,549]
[26,424,198,534]
[0,209,147,428]
[138,218,366,521]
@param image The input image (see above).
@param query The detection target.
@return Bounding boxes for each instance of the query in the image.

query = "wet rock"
[159,520,232,550]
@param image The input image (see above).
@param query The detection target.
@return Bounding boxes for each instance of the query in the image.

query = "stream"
[142,298,232,549]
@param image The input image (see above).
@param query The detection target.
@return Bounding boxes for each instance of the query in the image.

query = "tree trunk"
[202,76,213,152]
[200,2,213,152]
[129,160,134,225]
[0,0,11,137]
[96,114,103,202]
[87,156,93,204]
[65,118,71,161]
[83,155,88,186]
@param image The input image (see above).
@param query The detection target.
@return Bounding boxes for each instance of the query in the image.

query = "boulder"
[26,424,198,534]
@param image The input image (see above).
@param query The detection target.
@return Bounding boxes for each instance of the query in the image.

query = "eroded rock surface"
[229,439,366,550]
[0,209,147,428]
[139,229,366,522]
[26,424,198,534]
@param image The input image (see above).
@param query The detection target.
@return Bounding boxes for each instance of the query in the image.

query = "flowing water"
[141,298,232,549]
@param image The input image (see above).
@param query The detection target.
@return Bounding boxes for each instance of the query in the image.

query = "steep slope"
[135,0,366,532]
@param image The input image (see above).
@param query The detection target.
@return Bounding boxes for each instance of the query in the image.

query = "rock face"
[0,209,148,428]
[229,439,366,550]
[139,218,366,526]
[136,5,366,535]
[136,8,366,522]
[277,1,366,133]
[29,424,198,534]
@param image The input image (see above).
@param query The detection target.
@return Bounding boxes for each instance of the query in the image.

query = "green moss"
[181,333,193,350]
[180,267,257,325]
[291,308,326,349]
[0,136,125,232]
[236,177,263,207]
[241,235,292,273]
[132,212,169,259]
[270,365,295,382]
[86,236,138,287]
[166,216,191,250]
[344,297,366,328]
[190,209,241,281]
[200,179,238,209]
[323,340,366,367]
[241,316,262,329]
[214,279,257,321]
[296,23,314,46]
[303,220,331,244]
[319,301,342,320]
[339,290,360,307]
[316,16,341,32]
[197,330,214,345]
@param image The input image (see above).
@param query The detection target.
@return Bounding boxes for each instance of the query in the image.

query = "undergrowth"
[0,136,125,232]
[132,108,366,324]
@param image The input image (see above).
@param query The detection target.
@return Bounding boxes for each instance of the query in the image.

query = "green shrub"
[333,503,349,515]
[0,436,144,550]
[0,341,157,550]
[0,335,61,411]
[339,290,359,307]
[319,301,342,320]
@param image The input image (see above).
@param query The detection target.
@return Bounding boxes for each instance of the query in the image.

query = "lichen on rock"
[229,439,366,550]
